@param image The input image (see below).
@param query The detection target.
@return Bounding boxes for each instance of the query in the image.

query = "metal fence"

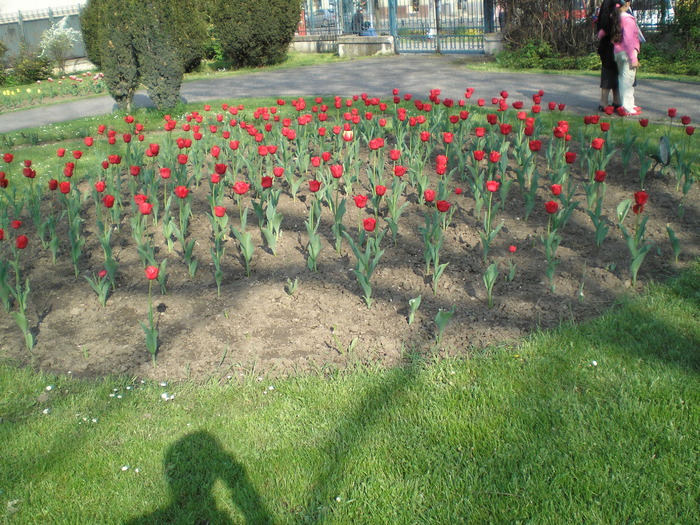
[0,4,86,60]
[301,0,493,53]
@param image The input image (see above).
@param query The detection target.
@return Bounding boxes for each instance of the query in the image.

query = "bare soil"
[1,130,697,382]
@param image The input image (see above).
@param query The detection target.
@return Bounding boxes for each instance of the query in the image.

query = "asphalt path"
[1,54,698,133]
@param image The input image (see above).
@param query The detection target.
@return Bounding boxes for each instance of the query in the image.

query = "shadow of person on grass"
[125,431,272,524]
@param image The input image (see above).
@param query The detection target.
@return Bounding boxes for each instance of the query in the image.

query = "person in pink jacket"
[611,0,642,116]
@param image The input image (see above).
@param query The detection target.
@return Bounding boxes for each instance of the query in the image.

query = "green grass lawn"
[2,261,699,524]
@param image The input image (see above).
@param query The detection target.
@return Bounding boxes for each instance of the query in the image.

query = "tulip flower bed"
[0,72,107,111]
[0,92,697,380]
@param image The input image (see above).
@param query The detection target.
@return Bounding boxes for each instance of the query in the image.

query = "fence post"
[389,0,398,38]
[434,0,441,54]
[483,0,494,33]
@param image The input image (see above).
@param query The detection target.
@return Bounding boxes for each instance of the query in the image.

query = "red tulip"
[3,153,13,163]
[681,115,691,125]
[394,165,407,177]
[529,140,542,152]
[436,200,451,212]
[475,127,486,137]
[308,180,321,193]
[148,143,160,156]
[565,152,577,164]
[424,189,436,203]
[261,176,273,189]
[354,195,369,208]
[550,184,562,196]
[48,179,58,191]
[16,234,28,249]
[486,180,500,192]
[668,108,677,118]
[375,185,387,196]
[389,149,401,161]
[509,245,517,254]
[11,220,21,229]
[473,150,485,161]
[545,200,559,214]
[139,202,153,215]
[363,217,377,232]
[686,126,695,136]
[174,186,189,199]
[108,155,121,165]
[84,137,94,147]
[600,122,611,132]
[177,154,188,165]
[145,266,159,280]
[160,168,171,179]
[489,151,501,163]
[591,138,604,150]
[329,165,343,179]
[72,150,82,160]
[233,181,250,195]
[59,181,71,194]
[594,170,607,183]
[634,190,648,206]
[134,194,148,205]
[214,206,226,218]
[56,148,66,158]
[639,118,649,128]
[102,195,115,208]
[95,180,106,193]
[0,229,4,240]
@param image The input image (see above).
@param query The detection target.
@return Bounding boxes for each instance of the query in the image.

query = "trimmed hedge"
[212,0,302,69]
[80,0,205,110]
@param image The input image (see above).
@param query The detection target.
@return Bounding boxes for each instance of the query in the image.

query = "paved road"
[1,54,698,133]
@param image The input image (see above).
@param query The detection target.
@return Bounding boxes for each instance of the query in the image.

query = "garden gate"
[387,0,492,53]
[304,0,494,54]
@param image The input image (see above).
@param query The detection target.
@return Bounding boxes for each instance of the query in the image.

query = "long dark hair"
[610,2,625,44]
[596,0,617,34]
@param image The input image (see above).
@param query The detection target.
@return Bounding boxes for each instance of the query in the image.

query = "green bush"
[82,0,206,73]
[133,5,184,111]
[213,0,302,69]
[81,0,206,110]
[0,40,6,86]
[13,47,53,84]
[79,0,106,68]
[100,1,139,110]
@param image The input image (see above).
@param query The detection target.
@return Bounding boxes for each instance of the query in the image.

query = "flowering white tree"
[40,16,82,74]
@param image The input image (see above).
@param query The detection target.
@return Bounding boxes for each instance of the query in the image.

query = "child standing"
[611,0,642,116]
